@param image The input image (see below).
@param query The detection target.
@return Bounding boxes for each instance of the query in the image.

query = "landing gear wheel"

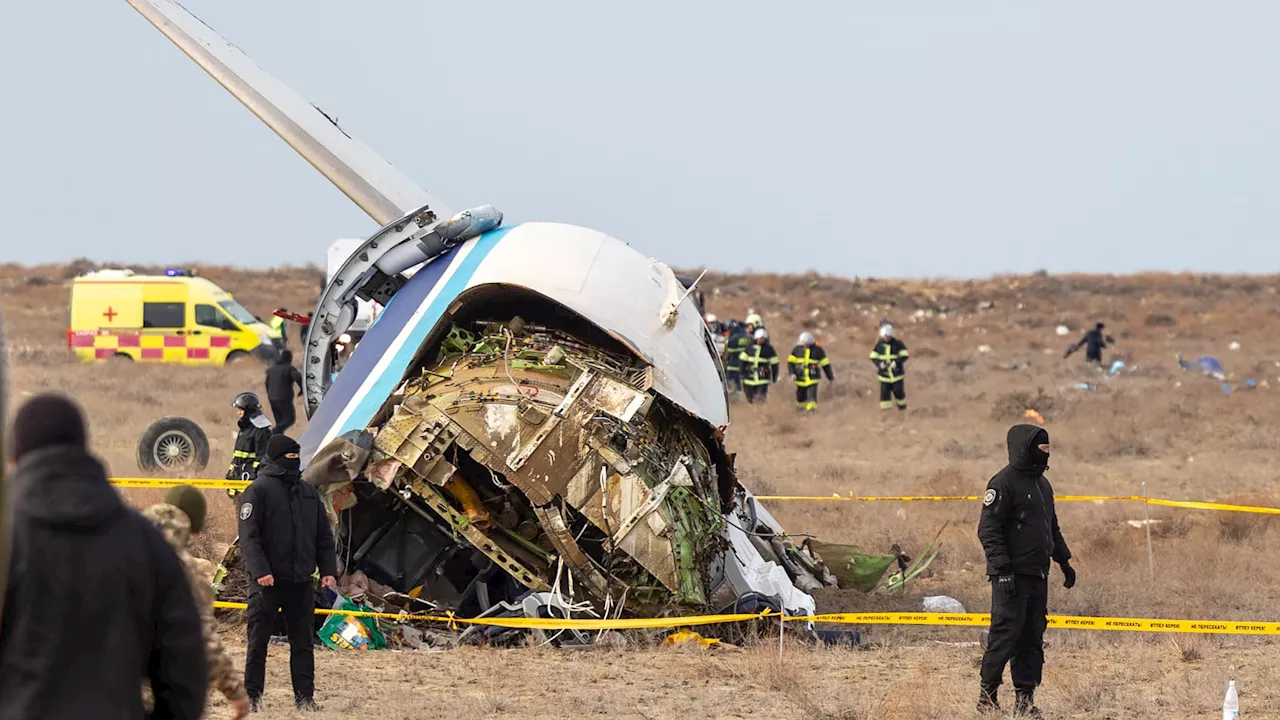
[137,416,210,473]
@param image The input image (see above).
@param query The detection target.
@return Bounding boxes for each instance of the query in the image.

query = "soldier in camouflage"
[143,485,250,719]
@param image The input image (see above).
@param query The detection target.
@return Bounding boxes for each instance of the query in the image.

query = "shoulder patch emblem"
[983,489,997,506]
[239,503,253,521]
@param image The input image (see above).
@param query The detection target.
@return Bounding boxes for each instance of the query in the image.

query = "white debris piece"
[1229,341,1241,351]
[923,596,966,613]
[978,345,993,354]
[1056,325,1070,336]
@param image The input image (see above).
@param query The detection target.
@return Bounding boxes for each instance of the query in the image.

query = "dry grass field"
[4,261,1280,718]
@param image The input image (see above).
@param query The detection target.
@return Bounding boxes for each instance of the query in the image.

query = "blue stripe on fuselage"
[299,226,513,465]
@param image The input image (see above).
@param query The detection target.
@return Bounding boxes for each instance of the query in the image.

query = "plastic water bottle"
[1223,679,1239,719]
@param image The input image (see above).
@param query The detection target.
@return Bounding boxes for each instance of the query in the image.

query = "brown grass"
[7,263,1280,718]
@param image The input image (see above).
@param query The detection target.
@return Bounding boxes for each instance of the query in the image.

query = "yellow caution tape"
[112,478,249,490]
[752,494,1140,503]
[210,601,1280,635]
[753,493,1280,515]
[1144,498,1280,515]
[111,479,1280,516]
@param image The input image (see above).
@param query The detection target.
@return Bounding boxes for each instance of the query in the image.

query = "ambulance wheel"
[224,350,249,366]
[110,353,133,362]
[137,417,210,472]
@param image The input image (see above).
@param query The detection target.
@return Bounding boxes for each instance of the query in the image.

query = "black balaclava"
[1007,424,1050,474]
[266,434,301,475]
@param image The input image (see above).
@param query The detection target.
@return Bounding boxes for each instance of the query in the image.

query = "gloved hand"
[996,574,1016,598]
[1060,561,1076,589]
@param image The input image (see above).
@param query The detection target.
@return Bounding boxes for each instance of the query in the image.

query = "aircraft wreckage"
[128,0,934,639]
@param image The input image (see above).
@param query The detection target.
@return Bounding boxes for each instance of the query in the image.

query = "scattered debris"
[1126,519,1163,529]
[1108,360,1127,376]
[1055,325,1071,337]
[923,595,966,613]
[318,596,387,651]
[1069,383,1097,392]
[1178,354,1227,381]
[215,318,929,647]
[663,629,720,649]
[1229,341,1242,352]
[978,345,993,354]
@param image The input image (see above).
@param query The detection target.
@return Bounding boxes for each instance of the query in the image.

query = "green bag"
[318,596,387,651]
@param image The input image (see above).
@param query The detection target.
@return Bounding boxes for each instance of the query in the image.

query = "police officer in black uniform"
[237,434,337,712]
[977,424,1076,717]
[227,393,273,500]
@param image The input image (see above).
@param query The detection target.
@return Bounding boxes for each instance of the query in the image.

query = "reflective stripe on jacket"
[739,343,779,386]
[787,344,832,387]
[869,338,908,383]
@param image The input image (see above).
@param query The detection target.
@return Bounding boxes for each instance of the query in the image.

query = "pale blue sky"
[3,1,1278,278]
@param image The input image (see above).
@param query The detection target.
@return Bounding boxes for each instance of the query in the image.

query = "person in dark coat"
[1064,322,1114,364]
[264,349,304,434]
[238,434,338,712]
[976,424,1076,717]
[0,394,207,720]
[227,392,273,491]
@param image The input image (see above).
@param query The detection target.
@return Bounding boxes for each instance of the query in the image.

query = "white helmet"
[745,313,763,327]
[879,324,894,338]
[753,328,768,341]
[799,331,815,346]
[704,313,718,324]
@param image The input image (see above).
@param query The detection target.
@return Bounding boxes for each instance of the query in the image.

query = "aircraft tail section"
[124,0,450,225]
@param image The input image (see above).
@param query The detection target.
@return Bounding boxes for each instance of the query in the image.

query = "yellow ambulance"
[68,269,280,365]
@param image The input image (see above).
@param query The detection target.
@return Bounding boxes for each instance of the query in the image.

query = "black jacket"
[869,337,908,382]
[723,331,750,371]
[787,344,834,385]
[1067,327,1113,360]
[237,461,338,585]
[265,351,303,403]
[977,425,1072,578]
[227,415,272,482]
[0,447,207,720]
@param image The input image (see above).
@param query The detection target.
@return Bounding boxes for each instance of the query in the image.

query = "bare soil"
[5,263,1280,718]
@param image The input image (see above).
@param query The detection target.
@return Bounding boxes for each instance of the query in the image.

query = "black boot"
[977,686,1000,713]
[248,696,262,713]
[1014,689,1044,718]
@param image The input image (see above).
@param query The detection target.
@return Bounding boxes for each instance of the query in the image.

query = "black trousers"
[270,399,296,435]
[879,380,906,409]
[980,575,1048,692]
[724,369,742,392]
[744,383,769,403]
[795,384,818,410]
[245,581,315,701]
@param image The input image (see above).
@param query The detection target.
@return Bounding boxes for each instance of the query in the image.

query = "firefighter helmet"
[232,392,261,411]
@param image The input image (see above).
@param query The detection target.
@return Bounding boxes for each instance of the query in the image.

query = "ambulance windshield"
[219,300,258,326]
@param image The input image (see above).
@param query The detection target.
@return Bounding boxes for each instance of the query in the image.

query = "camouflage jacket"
[143,503,247,704]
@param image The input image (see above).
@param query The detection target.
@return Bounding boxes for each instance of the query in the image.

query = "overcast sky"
[3,1,1278,278]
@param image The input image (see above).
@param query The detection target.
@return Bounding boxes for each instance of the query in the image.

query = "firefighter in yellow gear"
[788,332,834,411]
[869,324,908,410]
[739,328,779,403]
